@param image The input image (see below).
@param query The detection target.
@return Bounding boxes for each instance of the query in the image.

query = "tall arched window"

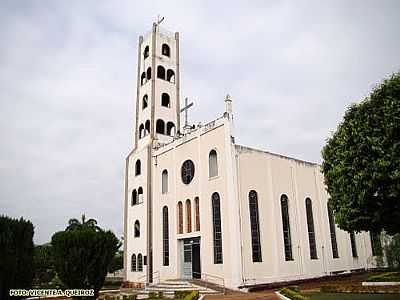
[143,46,149,59]
[156,119,165,134]
[186,199,192,233]
[135,160,141,176]
[167,122,175,136]
[280,194,293,261]
[209,150,218,178]
[142,94,148,109]
[141,72,146,85]
[195,197,200,231]
[327,203,339,258]
[146,67,151,80]
[131,189,137,206]
[162,206,169,266]
[249,190,262,262]
[139,124,144,139]
[212,192,223,264]
[305,198,318,259]
[157,66,166,80]
[134,220,140,237]
[350,232,358,258]
[145,120,150,136]
[131,254,136,272]
[370,231,383,256]
[137,254,143,271]
[162,170,168,194]
[167,69,175,83]
[162,44,170,57]
[138,187,143,203]
[161,93,170,107]
[177,201,183,234]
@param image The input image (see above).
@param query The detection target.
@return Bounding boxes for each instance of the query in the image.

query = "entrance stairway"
[119,280,221,299]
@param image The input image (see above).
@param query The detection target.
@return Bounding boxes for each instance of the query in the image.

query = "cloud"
[0,0,399,244]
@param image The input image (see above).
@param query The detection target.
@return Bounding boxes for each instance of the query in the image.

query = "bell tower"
[134,23,181,149]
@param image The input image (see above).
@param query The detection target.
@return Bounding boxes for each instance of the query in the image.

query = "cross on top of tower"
[180,97,194,130]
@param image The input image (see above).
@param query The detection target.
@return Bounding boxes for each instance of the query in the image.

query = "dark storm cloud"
[0,1,399,243]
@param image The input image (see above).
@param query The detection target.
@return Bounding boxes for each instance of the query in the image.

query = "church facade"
[123,24,378,290]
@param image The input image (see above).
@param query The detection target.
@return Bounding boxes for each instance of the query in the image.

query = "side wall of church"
[236,146,374,286]
[151,117,242,287]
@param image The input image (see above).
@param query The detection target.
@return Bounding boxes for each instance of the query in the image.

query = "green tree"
[33,243,56,287]
[322,72,400,235]
[66,214,100,231]
[385,234,400,269]
[0,215,35,300]
[108,250,123,273]
[51,217,120,299]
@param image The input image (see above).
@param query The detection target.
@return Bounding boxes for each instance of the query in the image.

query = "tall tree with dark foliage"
[0,215,35,300]
[322,72,400,235]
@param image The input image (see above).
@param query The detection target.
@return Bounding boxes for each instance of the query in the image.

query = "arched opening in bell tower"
[161,93,170,107]
[167,69,175,83]
[157,66,166,80]
[156,119,165,134]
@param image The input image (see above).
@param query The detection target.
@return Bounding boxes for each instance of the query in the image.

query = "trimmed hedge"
[367,272,400,282]
[279,286,309,300]
[174,290,199,300]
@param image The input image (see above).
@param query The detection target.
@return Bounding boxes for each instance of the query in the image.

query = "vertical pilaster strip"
[175,32,181,130]
[134,36,143,149]
[123,155,130,280]
[150,23,157,139]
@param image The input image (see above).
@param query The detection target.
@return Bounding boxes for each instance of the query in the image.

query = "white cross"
[180,97,194,129]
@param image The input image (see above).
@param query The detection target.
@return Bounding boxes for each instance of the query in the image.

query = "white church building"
[123,24,378,290]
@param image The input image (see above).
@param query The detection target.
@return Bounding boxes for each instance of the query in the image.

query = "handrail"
[192,272,225,295]
[137,270,160,286]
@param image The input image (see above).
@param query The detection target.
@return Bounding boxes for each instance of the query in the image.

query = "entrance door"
[181,238,201,279]
[192,242,201,278]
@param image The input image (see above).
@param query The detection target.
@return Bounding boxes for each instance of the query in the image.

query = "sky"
[0,1,399,244]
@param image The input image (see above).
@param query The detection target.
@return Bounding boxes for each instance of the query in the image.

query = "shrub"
[320,285,338,293]
[367,272,400,282]
[0,215,35,300]
[279,287,310,300]
[184,290,199,300]
[174,290,192,299]
[148,291,158,299]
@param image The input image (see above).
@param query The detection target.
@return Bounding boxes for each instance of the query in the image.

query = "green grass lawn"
[308,293,400,300]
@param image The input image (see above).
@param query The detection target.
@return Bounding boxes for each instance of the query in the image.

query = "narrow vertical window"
[142,94,148,109]
[249,190,262,262]
[350,232,358,258]
[370,231,383,256]
[177,201,183,234]
[131,254,136,272]
[195,197,200,231]
[186,199,192,233]
[162,206,169,266]
[134,220,140,237]
[280,194,293,261]
[305,198,318,259]
[212,192,223,264]
[162,170,168,194]
[209,150,218,178]
[137,254,143,271]
[327,203,339,258]
[135,160,141,176]
[131,189,137,206]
